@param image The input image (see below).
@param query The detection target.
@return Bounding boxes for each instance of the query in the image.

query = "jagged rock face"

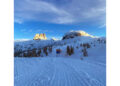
[33,33,47,40]
[62,31,94,40]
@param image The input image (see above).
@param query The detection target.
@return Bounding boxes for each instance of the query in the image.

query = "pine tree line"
[66,46,74,56]
[17,46,53,57]
[80,43,90,57]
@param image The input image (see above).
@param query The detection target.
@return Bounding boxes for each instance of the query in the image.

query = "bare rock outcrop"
[62,31,94,40]
[33,33,47,40]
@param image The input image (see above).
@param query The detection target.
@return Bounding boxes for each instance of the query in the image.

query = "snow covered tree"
[23,52,27,57]
[27,50,32,57]
[14,49,22,57]
[80,44,83,47]
[37,49,41,56]
[82,48,88,57]
[82,43,91,49]
[32,49,37,57]
[97,38,100,42]
[48,46,52,53]
[86,43,91,48]
[76,46,79,49]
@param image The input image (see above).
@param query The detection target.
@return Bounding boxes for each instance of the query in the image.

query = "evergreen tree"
[76,46,79,49]
[43,47,48,56]
[80,44,83,47]
[66,46,74,56]
[86,43,90,48]
[32,49,37,57]
[82,48,88,57]
[48,46,52,53]
[27,50,32,57]
[23,52,27,57]
[71,46,74,54]
[67,46,70,55]
[37,49,41,56]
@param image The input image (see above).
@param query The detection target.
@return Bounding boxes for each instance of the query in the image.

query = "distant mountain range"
[14,30,106,59]
[32,30,95,40]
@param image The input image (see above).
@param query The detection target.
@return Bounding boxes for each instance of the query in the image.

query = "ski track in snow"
[14,57,106,86]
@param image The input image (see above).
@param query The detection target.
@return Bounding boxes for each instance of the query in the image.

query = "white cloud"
[83,7,106,18]
[15,0,106,25]
[14,18,23,24]
[99,24,106,28]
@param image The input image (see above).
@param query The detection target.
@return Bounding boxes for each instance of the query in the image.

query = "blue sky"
[14,0,106,40]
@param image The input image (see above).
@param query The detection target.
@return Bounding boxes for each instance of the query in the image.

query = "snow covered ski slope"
[14,33,106,86]
[14,57,106,86]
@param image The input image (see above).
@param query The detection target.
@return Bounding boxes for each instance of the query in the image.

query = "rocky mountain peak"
[33,33,47,40]
[62,30,94,40]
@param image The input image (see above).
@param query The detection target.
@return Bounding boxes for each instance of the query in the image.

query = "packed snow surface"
[14,57,106,86]
[14,36,106,86]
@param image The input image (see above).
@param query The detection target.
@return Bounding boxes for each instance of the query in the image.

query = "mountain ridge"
[33,33,47,40]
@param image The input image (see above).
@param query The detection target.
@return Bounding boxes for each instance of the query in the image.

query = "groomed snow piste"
[14,34,106,86]
[14,57,106,86]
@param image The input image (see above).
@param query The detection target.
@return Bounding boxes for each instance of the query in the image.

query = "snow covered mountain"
[14,31,106,86]
[62,30,95,40]
[14,33,106,61]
